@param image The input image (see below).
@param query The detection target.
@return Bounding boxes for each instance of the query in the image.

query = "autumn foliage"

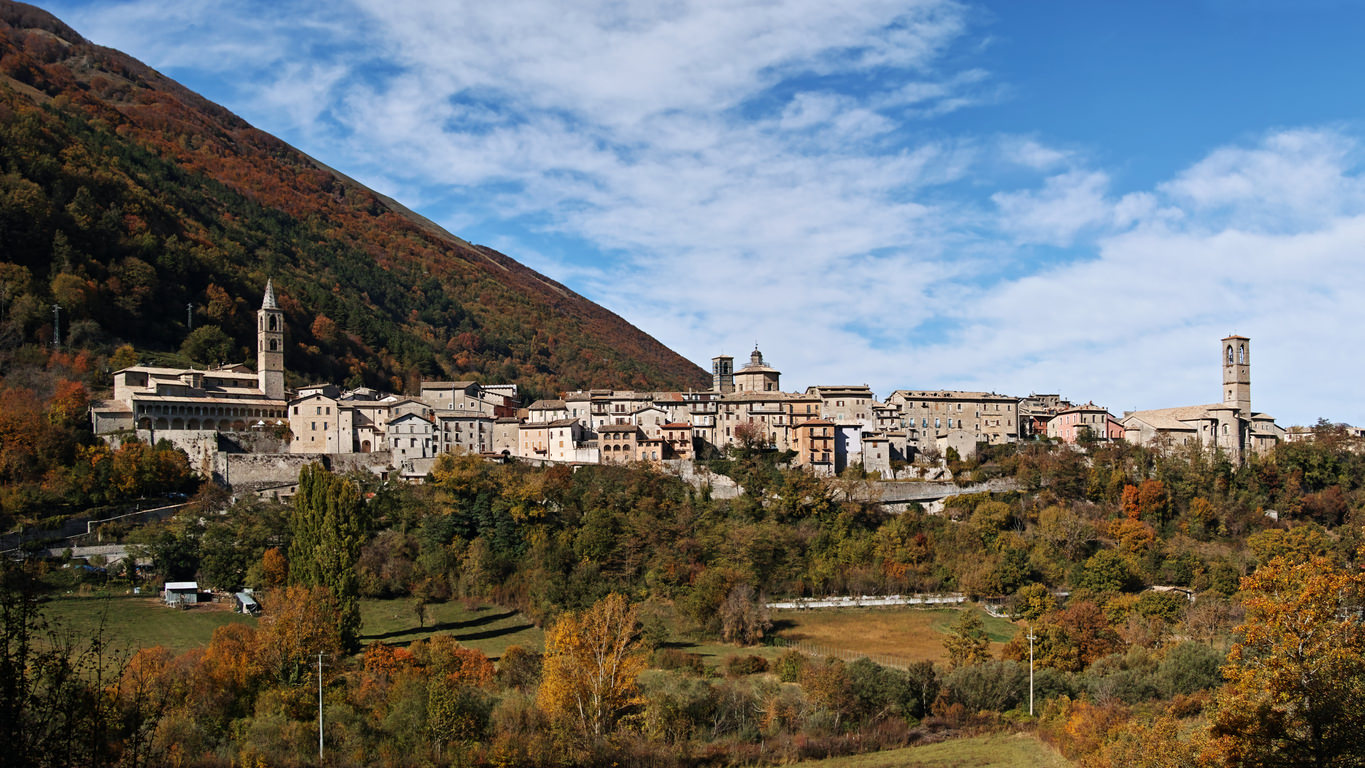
[537,593,647,742]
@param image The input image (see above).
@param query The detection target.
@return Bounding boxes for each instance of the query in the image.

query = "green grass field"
[39,591,542,661]
[359,599,543,659]
[796,732,1072,767]
[41,593,254,655]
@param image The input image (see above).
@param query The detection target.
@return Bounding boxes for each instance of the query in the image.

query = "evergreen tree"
[288,463,368,652]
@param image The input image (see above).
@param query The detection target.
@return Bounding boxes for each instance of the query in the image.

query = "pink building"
[1046,403,1124,444]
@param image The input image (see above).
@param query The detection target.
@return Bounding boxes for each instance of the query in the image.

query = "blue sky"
[35,0,1365,425]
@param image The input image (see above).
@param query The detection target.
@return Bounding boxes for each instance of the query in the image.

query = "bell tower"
[712,355,734,393]
[257,279,285,400]
[1222,335,1250,418]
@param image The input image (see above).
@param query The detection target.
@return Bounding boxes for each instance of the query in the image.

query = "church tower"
[1222,335,1250,418]
[712,355,734,393]
[257,279,285,401]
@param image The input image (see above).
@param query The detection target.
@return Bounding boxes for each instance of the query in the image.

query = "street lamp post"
[318,652,324,760]
[1028,625,1037,716]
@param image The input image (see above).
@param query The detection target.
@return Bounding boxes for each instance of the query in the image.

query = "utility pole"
[318,654,323,763]
[1028,625,1037,716]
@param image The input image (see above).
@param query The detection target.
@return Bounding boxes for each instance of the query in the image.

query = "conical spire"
[262,279,277,310]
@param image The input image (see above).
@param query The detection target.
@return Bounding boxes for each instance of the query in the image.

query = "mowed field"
[41,593,254,654]
[796,732,1073,767]
[40,592,542,660]
[771,606,1019,665]
[359,600,543,659]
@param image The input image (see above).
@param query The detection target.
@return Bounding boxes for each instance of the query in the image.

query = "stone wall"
[213,451,394,494]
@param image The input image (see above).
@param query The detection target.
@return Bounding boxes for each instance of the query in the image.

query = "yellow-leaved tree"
[537,593,646,742]
[1207,554,1365,767]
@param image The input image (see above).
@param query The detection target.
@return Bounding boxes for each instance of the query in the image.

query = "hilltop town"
[89,283,1289,493]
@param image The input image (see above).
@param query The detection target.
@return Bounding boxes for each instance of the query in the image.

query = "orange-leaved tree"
[1206,554,1365,767]
[255,585,343,685]
[537,592,646,742]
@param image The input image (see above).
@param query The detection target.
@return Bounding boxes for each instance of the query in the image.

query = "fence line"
[766,636,919,671]
[765,593,966,610]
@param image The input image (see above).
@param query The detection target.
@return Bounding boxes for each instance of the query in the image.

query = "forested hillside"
[10,429,1365,767]
[0,1,708,397]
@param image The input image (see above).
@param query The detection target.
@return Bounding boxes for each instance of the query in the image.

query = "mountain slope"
[0,1,708,398]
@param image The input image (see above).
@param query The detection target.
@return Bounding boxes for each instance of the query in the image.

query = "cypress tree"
[288,463,368,652]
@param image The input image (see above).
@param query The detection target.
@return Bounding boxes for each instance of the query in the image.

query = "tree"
[255,585,343,685]
[288,463,368,651]
[537,593,646,742]
[719,582,772,645]
[943,609,991,669]
[1207,555,1365,767]
[178,325,234,365]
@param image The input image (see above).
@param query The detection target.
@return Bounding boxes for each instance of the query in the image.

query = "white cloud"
[41,1,1365,426]
[992,170,1113,246]
[1159,129,1365,230]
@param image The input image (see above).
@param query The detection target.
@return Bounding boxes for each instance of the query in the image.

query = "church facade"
[1121,335,1283,462]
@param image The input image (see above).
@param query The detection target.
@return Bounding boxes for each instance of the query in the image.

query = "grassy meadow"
[796,732,1072,767]
[771,606,1019,665]
[40,591,542,660]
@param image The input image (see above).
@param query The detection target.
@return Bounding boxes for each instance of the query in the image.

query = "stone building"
[90,281,289,439]
[1121,335,1282,462]
[389,413,435,465]
[792,419,835,474]
[733,347,781,393]
[887,389,1021,449]
[806,385,875,427]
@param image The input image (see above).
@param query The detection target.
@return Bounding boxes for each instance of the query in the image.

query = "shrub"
[724,654,770,677]
[774,649,808,683]
[653,647,707,676]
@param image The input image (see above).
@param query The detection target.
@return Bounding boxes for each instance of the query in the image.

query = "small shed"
[163,581,199,606]
[234,591,261,615]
